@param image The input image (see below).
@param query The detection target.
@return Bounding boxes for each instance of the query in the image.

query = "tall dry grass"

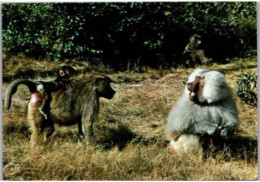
[2,57,257,180]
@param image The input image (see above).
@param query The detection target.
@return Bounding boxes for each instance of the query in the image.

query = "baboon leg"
[82,120,94,144]
[184,54,195,68]
[77,121,85,140]
[38,99,48,120]
[196,50,208,64]
[39,93,52,120]
[27,92,45,147]
[43,120,55,143]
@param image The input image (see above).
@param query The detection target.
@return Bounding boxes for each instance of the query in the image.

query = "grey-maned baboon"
[165,68,239,155]
[5,73,116,147]
[183,34,212,67]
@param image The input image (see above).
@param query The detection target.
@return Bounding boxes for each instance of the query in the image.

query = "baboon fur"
[183,34,212,67]
[166,68,239,155]
[5,73,115,147]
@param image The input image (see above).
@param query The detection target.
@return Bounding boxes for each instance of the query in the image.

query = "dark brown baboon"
[36,65,76,120]
[183,34,212,67]
[5,73,116,147]
[165,68,239,155]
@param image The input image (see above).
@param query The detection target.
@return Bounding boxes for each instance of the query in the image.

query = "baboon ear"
[59,69,65,76]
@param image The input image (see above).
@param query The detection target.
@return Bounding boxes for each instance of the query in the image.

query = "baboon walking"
[5,73,116,147]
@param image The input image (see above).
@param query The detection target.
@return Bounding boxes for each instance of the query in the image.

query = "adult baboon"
[5,73,116,147]
[165,68,239,155]
[183,34,212,67]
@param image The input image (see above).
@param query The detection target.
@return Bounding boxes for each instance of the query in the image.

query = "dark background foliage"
[236,72,257,106]
[2,2,256,70]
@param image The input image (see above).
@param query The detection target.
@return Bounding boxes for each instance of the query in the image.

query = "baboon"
[165,68,239,155]
[183,34,212,67]
[5,73,116,147]
[36,65,76,119]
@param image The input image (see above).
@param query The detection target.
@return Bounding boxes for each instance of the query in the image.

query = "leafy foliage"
[2,2,257,68]
[236,72,257,106]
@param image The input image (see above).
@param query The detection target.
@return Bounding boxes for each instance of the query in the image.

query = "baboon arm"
[5,79,37,109]
[166,95,194,139]
[219,99,240,137]
[166,95,229,138]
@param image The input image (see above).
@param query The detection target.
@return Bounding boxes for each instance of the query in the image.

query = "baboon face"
[192,34,202,46]
[58,66,76,77]
[186,69,232,104]
[187,76,205,102]
[95,76,116,99]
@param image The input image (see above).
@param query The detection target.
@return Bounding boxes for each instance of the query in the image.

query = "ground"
[2,56,257,180]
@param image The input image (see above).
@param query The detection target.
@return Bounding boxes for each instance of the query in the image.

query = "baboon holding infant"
[5,73,116,147]
[165,68,239,155]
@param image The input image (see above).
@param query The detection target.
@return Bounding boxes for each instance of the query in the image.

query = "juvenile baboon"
[165,68,239,155]
[36,65,76,119]
[183,34,212,67]
[5,73,116,147]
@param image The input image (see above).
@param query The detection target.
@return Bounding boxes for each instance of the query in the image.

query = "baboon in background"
[5,73,116,147]
[165,68,239,155]
[36,65,76,120]
[183,34,212,67]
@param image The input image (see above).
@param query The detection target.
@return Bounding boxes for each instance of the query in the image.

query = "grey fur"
[165,68,239,139]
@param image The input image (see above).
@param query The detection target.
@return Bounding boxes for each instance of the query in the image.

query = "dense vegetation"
[236,72,257,106]
[2,2,256,69]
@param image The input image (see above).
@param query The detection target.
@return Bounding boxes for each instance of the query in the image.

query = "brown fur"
[5,73,116,147]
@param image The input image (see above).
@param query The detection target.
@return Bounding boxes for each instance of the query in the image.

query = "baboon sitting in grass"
[5,73,116,147]
[183,34,212,67]
[165,68,239,155]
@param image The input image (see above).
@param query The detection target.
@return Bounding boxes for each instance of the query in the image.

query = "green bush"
[236,72,257,106]
[2,2,257,68]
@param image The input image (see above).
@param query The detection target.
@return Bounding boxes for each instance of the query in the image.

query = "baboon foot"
[43,129,54,143]
[85,136,94,145]
[77,134,85,142]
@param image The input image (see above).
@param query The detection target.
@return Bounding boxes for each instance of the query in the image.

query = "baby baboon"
[165,68,239,155]
[36,65,76,119]
[183,34,212,67]
[5,73,116,147]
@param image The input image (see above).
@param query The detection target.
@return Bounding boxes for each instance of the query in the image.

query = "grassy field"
[2,56,257,180]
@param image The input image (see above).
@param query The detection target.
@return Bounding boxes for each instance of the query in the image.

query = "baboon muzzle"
[187,78,200,101]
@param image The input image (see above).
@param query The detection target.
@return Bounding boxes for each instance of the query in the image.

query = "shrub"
[236,72,257,106]
[2,2,257,68]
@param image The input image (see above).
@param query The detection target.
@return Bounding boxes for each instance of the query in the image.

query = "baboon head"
[187,75,205,102]
[92,74,116,99]
[190,34,202,47]
[58,66,76,77]
[185,68,232,104]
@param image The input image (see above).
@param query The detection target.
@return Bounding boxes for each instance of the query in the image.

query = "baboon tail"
[5,79,37,109]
